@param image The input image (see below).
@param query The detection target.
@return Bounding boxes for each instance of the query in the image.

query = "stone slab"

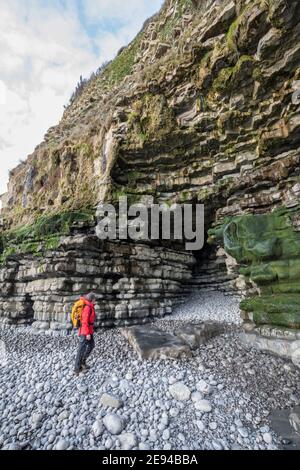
[121,326,191,360]
[175,322,224,349]
[121,322,224,360]
[240,330,300,369]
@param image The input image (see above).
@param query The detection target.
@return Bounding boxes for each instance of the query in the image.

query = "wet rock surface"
[0,292,299,451]
[269,407,300,451]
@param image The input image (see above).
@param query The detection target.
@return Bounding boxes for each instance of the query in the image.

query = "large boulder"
[121,326,191,360]
[175,322,224,349]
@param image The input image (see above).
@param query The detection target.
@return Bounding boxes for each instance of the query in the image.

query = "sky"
[0,0,164,195]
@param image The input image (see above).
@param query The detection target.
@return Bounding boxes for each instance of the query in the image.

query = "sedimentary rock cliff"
[0,0,300,359]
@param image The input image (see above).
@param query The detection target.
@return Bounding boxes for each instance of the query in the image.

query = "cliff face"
[1,0,300,359]
[2,0,300,224]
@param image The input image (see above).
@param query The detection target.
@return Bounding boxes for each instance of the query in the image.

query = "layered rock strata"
[0,0,300,360]
[0,229,194,328]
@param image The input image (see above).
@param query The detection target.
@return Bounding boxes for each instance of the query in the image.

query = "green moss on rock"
[241,294,300,329]
[0,210,95,264]
[102,33,143,87]
[210,56,254,96]
[209,206,300,330]
[210,207,300,263]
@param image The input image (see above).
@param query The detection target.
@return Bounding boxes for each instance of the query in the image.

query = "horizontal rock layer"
[0,231,195,328]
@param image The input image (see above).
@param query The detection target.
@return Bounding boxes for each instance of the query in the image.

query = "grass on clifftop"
[101,33,143,87]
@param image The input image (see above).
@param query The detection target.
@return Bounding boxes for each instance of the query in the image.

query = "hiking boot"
[74,369,81,376]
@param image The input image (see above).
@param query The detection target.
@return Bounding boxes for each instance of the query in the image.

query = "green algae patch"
[226,1,266,51]
[210,55,255,96]
[241,294,300,329]
[209,207,300,263]
[209,206,300,330]
[126,93,176,147]
[0,210,95,264]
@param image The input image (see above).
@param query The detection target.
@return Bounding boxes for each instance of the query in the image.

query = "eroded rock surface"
[121,321,223,359]
[269,407,300,451]
[121,325,191,360]
[175,322,224,349]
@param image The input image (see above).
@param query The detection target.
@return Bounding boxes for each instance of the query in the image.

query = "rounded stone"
[92,420,104,438]
[196,380,211,395]
[103,414,124,435]
[194,400,212,413]
[139,442,151,450]
[100,393,123,409]
[118,433,137,450]
[169,382,191,401]
[238,427,249,438]
[55,439,69,451]
[263,433,272,444]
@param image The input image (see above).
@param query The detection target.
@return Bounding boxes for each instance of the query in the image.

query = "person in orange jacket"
[74,293,96,375]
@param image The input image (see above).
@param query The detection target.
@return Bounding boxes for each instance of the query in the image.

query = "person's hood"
[80,297,94,307]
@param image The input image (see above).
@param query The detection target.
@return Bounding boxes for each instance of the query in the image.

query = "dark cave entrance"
[24,294,34,322]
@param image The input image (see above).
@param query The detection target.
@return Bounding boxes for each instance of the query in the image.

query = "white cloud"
[0,81,7,105]
[84,0,163,59]
[0,0,164,196]
[84,0,154,22]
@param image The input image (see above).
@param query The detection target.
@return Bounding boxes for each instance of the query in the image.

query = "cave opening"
[24,294,34,323]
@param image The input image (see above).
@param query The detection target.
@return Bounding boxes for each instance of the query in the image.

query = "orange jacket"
[78,297,96,336]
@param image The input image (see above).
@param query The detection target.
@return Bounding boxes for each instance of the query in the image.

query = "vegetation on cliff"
[0,210,95,264]
[208,206,300,328]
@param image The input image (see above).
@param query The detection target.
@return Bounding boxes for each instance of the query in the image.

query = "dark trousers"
[75,335,95,372]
